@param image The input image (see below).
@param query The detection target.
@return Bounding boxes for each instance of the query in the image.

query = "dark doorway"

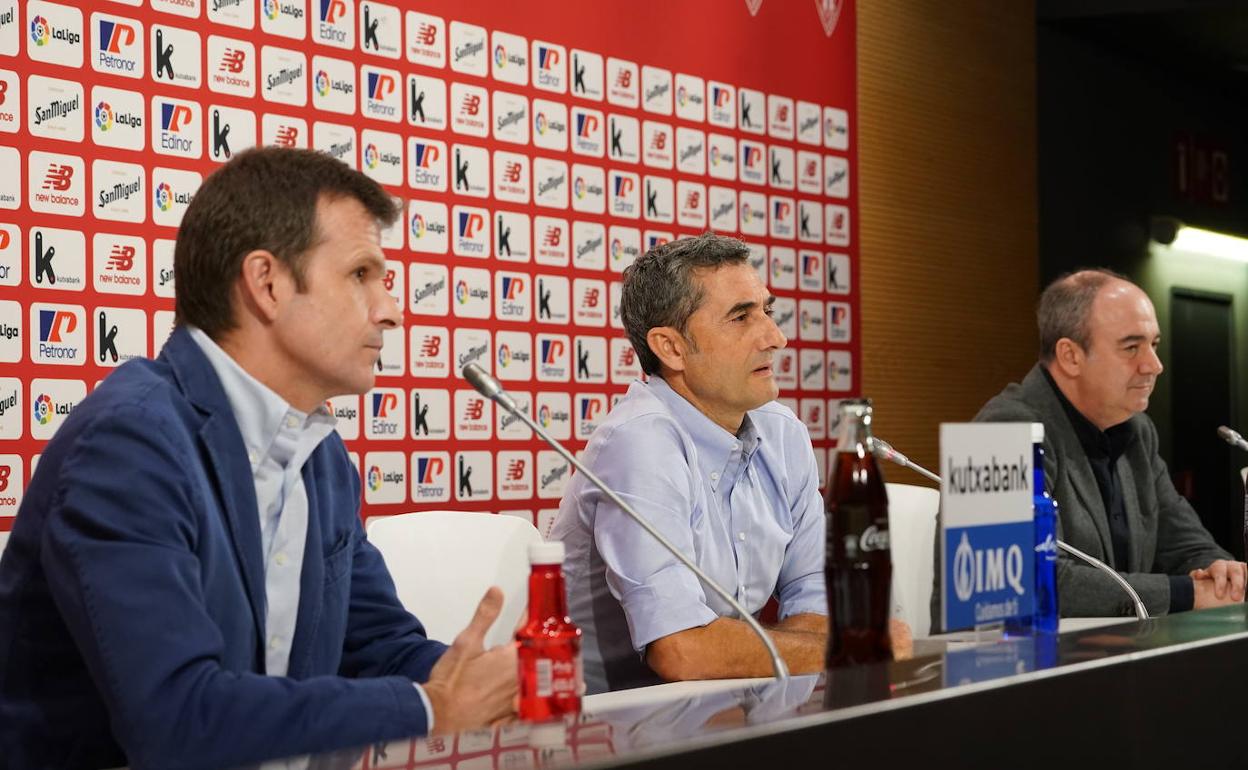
[1169,289,1240,558]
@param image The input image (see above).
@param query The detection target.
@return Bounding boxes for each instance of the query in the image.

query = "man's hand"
[422,587,518,735]
[1189,559,1248,608]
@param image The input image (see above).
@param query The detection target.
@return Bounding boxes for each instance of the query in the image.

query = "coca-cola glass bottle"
[517,541,582,721]
[825,399,893,668]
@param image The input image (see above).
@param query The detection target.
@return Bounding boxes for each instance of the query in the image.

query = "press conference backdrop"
[0,0,858,533]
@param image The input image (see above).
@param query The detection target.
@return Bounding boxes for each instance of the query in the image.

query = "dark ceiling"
[1039,0,1248,86]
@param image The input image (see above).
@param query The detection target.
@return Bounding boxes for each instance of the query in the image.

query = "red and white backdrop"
[0,0,857,536]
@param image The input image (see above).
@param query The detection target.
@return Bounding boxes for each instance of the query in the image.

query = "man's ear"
[646,326,689,374]
[1052,337,1084,378]
[235,250,287,324]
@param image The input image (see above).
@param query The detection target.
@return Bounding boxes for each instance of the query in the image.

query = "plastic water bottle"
[1032,422,1060,633]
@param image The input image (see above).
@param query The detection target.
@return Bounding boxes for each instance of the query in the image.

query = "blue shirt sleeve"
[774,436,827,619]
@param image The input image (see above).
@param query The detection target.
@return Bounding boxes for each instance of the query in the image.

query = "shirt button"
[275,552,287,566]
[738,532,746,541]
[268,635,281,650]
[710,472,720,481]
[732,442,741,451]
[285,415,299,429]
[248,451,258,464]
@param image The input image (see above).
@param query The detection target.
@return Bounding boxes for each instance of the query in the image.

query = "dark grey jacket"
[970,363,1229,617]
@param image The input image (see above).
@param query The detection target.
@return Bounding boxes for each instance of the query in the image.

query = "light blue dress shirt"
[551,376,827,694]
[189,328,434,726]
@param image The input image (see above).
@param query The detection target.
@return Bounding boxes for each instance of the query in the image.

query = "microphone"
[1218,426,1248,453]
[871,437,1150,622]
[461,363,790,682]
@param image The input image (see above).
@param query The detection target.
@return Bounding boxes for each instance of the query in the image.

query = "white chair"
[366,510,543,649]
[886,482,940,638]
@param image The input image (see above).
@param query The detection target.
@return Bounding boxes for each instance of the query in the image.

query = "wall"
[857,0,1041,484]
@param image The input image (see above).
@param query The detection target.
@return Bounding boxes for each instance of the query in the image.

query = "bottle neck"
[528,564,569,621]
[835,406,874,452]
[1033,443,1047,498]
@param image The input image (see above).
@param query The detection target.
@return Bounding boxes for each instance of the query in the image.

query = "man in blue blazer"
[0,148,516,769]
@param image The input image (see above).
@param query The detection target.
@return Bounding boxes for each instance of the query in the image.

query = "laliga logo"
[315,70,330,97]
[952,532,1026,602]
[742,202,753,222]
[574,176,586,199]
[710,146,721,166]
[367,465,383,492]
[364,143,379,169]
[534,112,548,135]
[454,279,469,304]
[33,394,53,425]
[538,404,552,428]
[497,344,512,367]
[155,182,174,212]
[410,213,427,238]
[263,0,281,21]
[29,16,51,46]
[494,44,506,68]
[94,102,114,131]
[611,238,622,260]
[676,85,687,106]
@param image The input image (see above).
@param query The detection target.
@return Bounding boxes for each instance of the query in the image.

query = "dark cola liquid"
[825,449,893,668]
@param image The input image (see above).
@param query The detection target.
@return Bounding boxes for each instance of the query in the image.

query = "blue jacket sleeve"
[40,404,438,770]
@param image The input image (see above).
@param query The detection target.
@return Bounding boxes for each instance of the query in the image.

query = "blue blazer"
[0,327,447,770]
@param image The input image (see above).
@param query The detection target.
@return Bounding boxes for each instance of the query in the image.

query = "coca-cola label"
[859,524,889,552]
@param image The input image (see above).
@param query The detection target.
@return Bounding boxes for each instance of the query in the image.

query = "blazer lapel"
[1118,460,1143,572]
[286,462,325,678]
[163,326,268,656]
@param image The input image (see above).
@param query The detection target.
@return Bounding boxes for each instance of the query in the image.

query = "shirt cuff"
[413,683,434,733]
[1167,575,1194,614]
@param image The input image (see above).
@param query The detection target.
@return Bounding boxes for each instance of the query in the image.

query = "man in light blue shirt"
[552,233,828,694]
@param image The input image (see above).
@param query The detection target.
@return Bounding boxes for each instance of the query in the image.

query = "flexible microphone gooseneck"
[462,363,791,682]
[870,437,1150,622]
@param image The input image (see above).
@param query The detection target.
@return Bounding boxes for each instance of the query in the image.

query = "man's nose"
[376,290,401,328]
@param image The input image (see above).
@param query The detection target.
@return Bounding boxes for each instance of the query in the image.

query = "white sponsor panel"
[570,105,604,157]
[770,145,795,190]
[827,301,852,343]
[312,0,353,48]
[534,391,571,441]
[824,106,849,150]
[739,190,767,237]
[533,216,569,266]
[0,298,20,362]
[494,210,530,262]
[0,69,19,134]
[92,159,145,224]
[207,105,257,163]
[531,40,567,93]
[0,146,17,209]
[768,94,795,140]
[494,329,532,381]
[448,20,486,77]
[30,378,86,441]
[532,98,568,152]
[407,136,446,192]
[453,451,492,501]
[409,324,449,376]
[491,30,528,86]
[409,262,449,316]
[770,195,795,240]
[27,1,84,68]
[28,74,84,142]
[642,120,672,169]
[641,65,671,115]
[607,113,639,164]
[496,390,532,440]
[798,250,823,292]
[535,333,570,382]
[261,113,307,148]
[707,132,736,181]
[574,392,607,439]
[492,89,528,144]
[406,72,446,130]
[798,200,823,244]
[326,394,360,441]
[827,252,851,295]
[91,12,144,79]
[360,128,402,185]
[29,150,85,216]
[774,348,798,391]
[799,348,824,391]
[260,0,308,39]
[798,298,824,342]
[151,167,200,229]
[606,57,638,108]
[454,389,492,440]
[610,337,641,384]
[797,150,822,194]
[573,278,606,327]
[452,205,490,258]
[800,399,826,440]
[676,181,706,229]
[738,87,764,134]
[707,80,735,128]
[674,72,705,122]
[825,155,850,199]
[29,227,85,293]
[93,306,147,368]
[409,388,449,440]
[375,323,404,379]
[207,35,255,97]
[496,450,534,501]
[536,450,570,500]
[570,49,603,101]
[827,350,853,392]
[365,386,405,440]
[451,265,491,319]
[797,100,822,145]
[739,139,766,185]
[453,327,491,377]
[451,142,489,198]
[772,295,797,340]
[408,199,448,254]
[708,185,736,233]
[534,274,569,324]
[572,221,605,271]
[358,1,401,59]
[0,377,20,439]
[0,224,19,287]
[149,24,201,89]
[260,45,307,106]
[642,175,673,224]
[0,453,23,517]
[152,309,176,355]
[493,150,530,204]
[675,126,705,176]
[150,94,201,159]
[152,239,176,298]
[450,81,488,137]
[494,272,531,323]
[363,451,406,505]
[826,204,851,247]
[406,11,445,68]
[608,225,641,273]
[609,280,623,330]
[533,157,568,209]
[769,245,797,290]
[573,337,607,385]
[312,55,356,114]
[410,451,451,503]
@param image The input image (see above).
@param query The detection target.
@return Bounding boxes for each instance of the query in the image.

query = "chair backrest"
[366,511,544,649]
[886,482,940,638]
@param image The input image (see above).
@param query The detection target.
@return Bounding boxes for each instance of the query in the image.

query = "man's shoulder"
[748,400,808,439]
[973,365,1050,424]
[65,356,190,435]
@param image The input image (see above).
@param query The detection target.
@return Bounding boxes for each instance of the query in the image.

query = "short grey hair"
[621,232,750,375]
[1037,268,1131,362]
